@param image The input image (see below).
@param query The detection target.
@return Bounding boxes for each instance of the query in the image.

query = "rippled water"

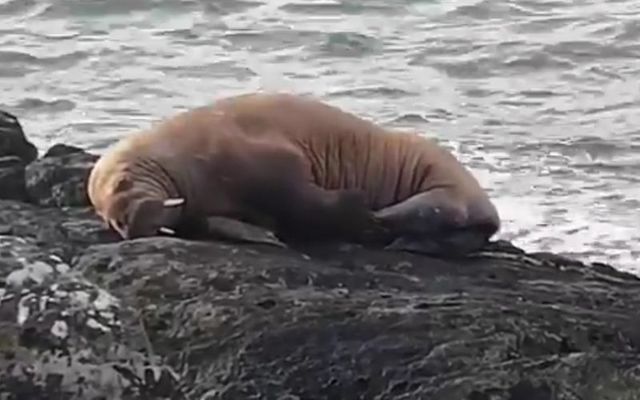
[1,0,639,272]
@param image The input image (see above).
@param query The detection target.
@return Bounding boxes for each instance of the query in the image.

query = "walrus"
[87,92,500,256]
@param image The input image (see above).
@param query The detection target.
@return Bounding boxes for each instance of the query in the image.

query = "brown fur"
[212,93,491,211]
[88,92,500,251]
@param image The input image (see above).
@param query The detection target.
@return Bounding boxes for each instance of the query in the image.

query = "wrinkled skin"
[87,92,500,255]
[88,148,185,240]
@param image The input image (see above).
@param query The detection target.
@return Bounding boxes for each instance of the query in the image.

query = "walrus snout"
[104,189,184,240]
[126,197,185,239]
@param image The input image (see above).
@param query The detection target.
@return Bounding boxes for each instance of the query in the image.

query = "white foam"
[452,138,640,274]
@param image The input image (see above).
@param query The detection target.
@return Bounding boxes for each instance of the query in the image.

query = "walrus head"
[103,187,185,239]
[88,160,187,240]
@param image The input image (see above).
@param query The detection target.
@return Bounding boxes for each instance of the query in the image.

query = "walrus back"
[210,93,490,210]
[210,94,407,205]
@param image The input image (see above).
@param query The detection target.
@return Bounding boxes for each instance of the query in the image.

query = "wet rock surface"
[0,155,27,201]
[24,143,98,208]
[2,115,640,399]
[0,110,38,165]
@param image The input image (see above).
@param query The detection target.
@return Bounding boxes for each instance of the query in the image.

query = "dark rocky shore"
[2,110,640,400]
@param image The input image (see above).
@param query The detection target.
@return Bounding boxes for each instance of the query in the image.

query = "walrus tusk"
[163,198,185,207]
[159,227,176,235]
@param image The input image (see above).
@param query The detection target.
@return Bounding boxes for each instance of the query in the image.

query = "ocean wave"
[0,49,86,67]
[13,98,75,114]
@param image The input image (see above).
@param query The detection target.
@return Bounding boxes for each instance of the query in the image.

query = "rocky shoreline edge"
[2,112,640,399]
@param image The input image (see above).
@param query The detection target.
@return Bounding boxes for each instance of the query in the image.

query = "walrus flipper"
[204,216,287,248]
[373,189,498,257]
[384,229,492,258]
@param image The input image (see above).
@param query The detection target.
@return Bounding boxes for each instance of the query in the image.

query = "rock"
[0,110,38,164]
[2,194,640,399]
[0,156,27,201]
[0,108,99,206]
[2,111,640,399]
[43,143,87,158]
[0,200,118,258]
[0,203,179,399]
[69,238,640,400]
[0,235,184,400]
[24,144,98,207]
